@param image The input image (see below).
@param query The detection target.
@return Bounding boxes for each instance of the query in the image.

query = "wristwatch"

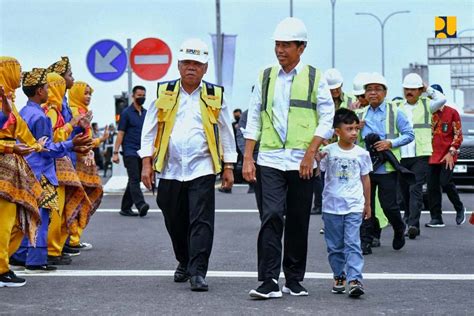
[224,164,234,170]
[113,151,119,154]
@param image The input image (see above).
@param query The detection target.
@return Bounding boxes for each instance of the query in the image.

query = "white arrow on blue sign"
[87,39,127,81]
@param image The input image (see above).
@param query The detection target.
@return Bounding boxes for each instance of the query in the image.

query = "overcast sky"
[1,0,473,126]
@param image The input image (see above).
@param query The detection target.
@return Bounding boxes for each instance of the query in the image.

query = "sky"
[1,0,473,126]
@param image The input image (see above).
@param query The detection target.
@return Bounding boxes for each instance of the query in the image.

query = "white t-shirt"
[320,143,373,215]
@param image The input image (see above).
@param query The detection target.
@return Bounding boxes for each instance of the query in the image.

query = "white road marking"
[95,208,460,215]
[134,55,169,64]
[16,270,474,280]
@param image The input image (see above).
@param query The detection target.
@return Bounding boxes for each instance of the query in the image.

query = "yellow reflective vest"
[152,79,224,173]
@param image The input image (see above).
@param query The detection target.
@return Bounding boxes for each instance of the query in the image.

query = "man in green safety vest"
[243,17,335,299]
[396,73,446,239]
[358,73,414,255]
[324,68,356,110]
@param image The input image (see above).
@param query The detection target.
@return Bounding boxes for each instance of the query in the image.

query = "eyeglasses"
[366,88,385,93]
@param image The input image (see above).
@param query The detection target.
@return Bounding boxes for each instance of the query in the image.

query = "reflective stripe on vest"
[152,79,223,173]
[259,65,321,151]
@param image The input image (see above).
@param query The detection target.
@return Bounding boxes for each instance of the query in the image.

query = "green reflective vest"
[258,65,321,152]
[395,97,432,157]
[359,102,400,172]
[338,92,356,109]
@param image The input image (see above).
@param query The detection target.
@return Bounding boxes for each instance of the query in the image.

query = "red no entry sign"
[130,38,172,81]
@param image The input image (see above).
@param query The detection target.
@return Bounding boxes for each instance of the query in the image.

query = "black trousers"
[360,172,405,246]
[157,174,216,277]
[121,156,146,211]
[400,156,429,228]
[257,166,314,282]
[427,164,464,220]
[254,165,263,213]
[313,172,324,209]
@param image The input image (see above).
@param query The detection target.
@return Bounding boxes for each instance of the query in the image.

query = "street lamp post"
[330,0,336,68]
[355,10,410,76]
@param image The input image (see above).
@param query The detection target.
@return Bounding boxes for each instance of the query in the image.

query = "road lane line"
[95,209,460,214]
[16,270,474,280]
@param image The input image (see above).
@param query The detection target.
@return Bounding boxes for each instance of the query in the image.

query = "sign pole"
[215,0,222,85]
[127,38,133,104]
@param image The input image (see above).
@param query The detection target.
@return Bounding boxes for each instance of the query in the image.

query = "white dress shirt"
[139,82,237,181]
[244,62,335,171]
[400,87,446,158]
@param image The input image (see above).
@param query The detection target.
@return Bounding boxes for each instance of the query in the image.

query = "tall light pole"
[355,10,410,76]
[290,0,293,17]
[330,0,336,68]
[215,0,222,85]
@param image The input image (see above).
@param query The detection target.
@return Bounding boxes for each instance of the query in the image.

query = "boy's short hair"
[333,108,359,128]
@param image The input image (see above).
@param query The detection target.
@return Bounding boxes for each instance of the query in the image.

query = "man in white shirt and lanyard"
[243,17,335,299]
[396,73,446,239]
[140,38,237,292]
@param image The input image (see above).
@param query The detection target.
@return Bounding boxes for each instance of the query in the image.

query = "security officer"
[324,68,356,110]
[395,73,446,239]
[243,17,335,299]
[140,38,237,292]
[359,73,414,255]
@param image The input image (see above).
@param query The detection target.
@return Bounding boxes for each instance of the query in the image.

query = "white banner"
[211,34,237,97]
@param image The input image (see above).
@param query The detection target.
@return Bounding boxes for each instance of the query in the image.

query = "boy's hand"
[363,205,371,220]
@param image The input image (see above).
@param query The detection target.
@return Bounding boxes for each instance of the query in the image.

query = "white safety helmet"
[177,38,209,64]
[352,72,371,95]
[364,72,388,90]
[273,17,308,42]
[402,73,423,89]
[324,68,344,90]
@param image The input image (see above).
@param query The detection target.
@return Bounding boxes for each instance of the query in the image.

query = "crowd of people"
[0,56,108,287]
[1,16,472,301]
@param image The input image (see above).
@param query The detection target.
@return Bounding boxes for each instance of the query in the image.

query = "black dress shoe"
[174,263,189,283]
[392,228,406,250]
[190,275,208,291]
[138,203,150,217]
[119,209,138,217]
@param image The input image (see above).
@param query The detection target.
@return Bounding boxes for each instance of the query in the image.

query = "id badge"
[442,122,448,133]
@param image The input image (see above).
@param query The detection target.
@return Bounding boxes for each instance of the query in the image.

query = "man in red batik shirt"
[426,84,466,228]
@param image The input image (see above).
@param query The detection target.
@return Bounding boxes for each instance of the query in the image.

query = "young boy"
[319,108,372,297]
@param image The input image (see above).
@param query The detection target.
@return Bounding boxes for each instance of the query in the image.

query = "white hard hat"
[402,73,423,89]
[364,72,388,89]
[273,17,308,42]
[177,38,209,64]
[324,68,344,90]
[352,72,371,95]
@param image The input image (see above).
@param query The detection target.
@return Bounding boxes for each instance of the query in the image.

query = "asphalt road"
[1,185,473,315]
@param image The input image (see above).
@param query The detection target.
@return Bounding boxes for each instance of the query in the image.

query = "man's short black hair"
[132,85,146,94]
[333,108,359,128]
[22,84,44,97]
[233,109,242,114]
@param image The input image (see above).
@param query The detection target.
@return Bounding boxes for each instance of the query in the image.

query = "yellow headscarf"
[42,73,66,112]
[0,56,21,102]
[69,81,93,115]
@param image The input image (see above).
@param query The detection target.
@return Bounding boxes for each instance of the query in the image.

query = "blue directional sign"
[86,39,127,81]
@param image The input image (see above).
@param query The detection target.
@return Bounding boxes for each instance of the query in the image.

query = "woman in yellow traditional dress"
[0,57,45,287]
[66,81,106,250]
[42,72,92,266]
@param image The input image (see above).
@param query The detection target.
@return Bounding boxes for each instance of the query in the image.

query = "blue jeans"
[323,212,364,282]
